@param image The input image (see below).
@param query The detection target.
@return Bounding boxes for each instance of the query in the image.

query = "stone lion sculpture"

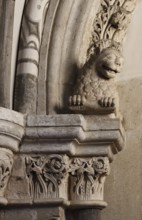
[69,47,123,114]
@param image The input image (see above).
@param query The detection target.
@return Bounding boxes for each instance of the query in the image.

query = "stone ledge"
[21,114,125,160]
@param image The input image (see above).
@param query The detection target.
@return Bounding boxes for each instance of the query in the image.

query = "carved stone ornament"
[25,155,68,201]
[0,148,13,205]
[25,154,110,206]
[69,0,137,115]
[69,157,110,202]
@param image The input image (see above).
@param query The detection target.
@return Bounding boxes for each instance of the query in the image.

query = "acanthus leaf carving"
[25,155,110,203]
[25,155,68,201]
[69,157,110,201]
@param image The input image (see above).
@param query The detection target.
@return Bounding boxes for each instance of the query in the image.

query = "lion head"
[95,48,123,79]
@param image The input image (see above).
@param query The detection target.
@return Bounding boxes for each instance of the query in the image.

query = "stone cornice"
[20,115,125,160]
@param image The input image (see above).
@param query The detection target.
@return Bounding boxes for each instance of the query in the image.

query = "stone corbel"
[0,108,25,205]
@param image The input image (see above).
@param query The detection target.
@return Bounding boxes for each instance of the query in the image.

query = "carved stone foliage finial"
[69,0,137,115]
[25,155,68,201]
[69,157,110,201]
[0,149,13,205]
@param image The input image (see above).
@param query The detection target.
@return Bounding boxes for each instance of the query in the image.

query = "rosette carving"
[69,157,110,201]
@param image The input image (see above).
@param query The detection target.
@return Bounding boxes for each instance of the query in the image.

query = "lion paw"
[69,95,86,106]
[98,97,115,108]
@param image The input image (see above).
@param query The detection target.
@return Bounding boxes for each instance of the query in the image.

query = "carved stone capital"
[25,155,69,205]
[0,148,13,205]
[69,157,110,209]
[24,154,111,209]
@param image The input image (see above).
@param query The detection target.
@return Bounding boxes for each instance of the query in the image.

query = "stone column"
[14,0,50,114]
[73,209,101,220]
[0,107,25,205]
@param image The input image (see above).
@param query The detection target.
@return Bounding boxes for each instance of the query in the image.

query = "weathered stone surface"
[0,107,25,152]
[0,207,65,220]
[72,209,101,220]
[14,74,37,114]
[21,114,124,158]
[6,156,31,204]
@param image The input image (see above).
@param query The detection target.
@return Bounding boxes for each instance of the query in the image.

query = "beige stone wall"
[102,1,142,219]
